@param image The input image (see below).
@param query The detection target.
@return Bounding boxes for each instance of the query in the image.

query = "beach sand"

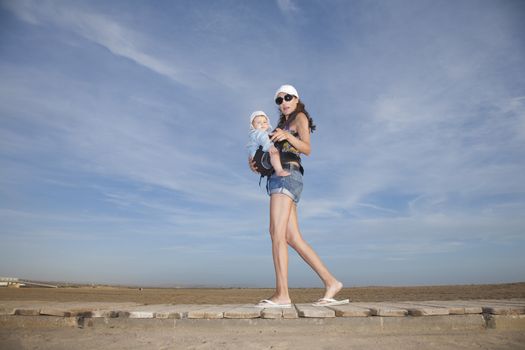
[2,325,525,350]
[1,282,524,304]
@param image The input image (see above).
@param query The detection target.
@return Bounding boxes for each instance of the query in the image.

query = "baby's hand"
[248,156,257,173]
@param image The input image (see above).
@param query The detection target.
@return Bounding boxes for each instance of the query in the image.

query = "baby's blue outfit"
[247,115,274,157]
[247,129,273,157]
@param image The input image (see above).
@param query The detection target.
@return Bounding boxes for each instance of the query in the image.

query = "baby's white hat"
[274,84,299,100]
[250,110,272,129]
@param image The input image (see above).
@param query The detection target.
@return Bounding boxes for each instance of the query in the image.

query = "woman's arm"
[271,113,311,156]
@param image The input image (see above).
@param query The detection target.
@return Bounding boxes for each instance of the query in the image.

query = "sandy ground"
[1,327,525,350]
[1,282,524,304]
[2,283,524,349]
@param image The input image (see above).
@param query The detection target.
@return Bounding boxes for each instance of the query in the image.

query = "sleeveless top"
[275,114,302,166]
[279,129,301,156]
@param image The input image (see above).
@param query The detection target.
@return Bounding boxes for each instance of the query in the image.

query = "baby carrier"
[253,141,304,186]
[253,145,274,177]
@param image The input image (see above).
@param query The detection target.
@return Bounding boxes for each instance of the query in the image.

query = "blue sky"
[1,0,524,287]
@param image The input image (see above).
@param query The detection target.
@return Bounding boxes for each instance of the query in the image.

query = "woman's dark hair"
[276,99,316,132]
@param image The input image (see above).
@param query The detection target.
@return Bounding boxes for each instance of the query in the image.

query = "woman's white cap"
[249,110,272,129]
[274,84,299,100]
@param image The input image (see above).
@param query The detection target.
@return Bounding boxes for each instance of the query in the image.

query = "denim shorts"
[267,168,304,203]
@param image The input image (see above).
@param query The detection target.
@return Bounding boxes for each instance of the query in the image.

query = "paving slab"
[223,305,261,319]
[39,306,72,317]
[118,310,154,318]
[295,304,336,318]
[419,300,525,316]
[327,303,372,317]
[352,302,408,317]
[460,301,525,315]
[40,302,141,318]
[417,300,483,314]
[283,306,299,319]
[14,308,41,316]
[115,304,192,319]
[114,304,175,318]
[390,302,450,316]
[260,308,283,319]
[395,301,467,315]
[187,304,239,319]
[0,301,49,315]
[154,305,208,319]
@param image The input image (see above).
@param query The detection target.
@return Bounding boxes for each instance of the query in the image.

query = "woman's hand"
[248,156,258,173]
[270,128,289,142]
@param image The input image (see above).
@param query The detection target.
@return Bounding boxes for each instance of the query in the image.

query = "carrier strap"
[280,151,301,165]
[281,152,304,175]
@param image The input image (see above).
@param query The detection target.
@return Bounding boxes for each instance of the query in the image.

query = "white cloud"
[3,0,190,86]
[72,14,181,82]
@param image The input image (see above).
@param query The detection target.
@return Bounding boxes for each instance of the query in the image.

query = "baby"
[247,111,290,177]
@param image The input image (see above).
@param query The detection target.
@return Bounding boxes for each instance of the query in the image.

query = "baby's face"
[252,116,270,131]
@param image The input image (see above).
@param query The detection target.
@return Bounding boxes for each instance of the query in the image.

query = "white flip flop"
[312,298,350,307]
[255,299,292,308]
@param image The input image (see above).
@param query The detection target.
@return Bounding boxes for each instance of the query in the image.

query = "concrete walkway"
[1,299,524,333]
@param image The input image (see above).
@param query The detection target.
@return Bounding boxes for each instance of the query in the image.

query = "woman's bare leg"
[286,204,343,300]
[267,193,294,303]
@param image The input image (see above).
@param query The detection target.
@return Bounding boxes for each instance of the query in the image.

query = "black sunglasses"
[275,94,295,105]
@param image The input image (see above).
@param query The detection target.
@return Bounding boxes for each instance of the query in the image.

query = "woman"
[250,84,348,308]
